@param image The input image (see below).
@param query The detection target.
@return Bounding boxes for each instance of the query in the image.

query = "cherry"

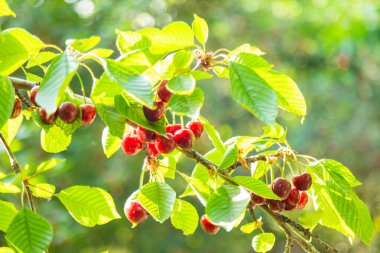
[266,199,285,213]
[124,200,149,224]
[157,80,172,103]
[296,192,309,209]
[147,142,160,158]
[121,134,142,155]
[173,129,195,150]
[10,98,22,119]
[58,102,79,124]
[200,214,220,235]
[285,188,300,206]
[136,126,156,142]
[250,192,265,206]
[29,86,39,106]
[186,121,204,139]
[284,201,296,211]
[143,101,165,122]
[293,172,312,191]
[40,108,57,125]
[271,177,292,200]
[80,104,96,126]
[166,124,182,135]
[154,133,176,154]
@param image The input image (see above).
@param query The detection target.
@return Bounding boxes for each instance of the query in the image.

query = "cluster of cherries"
[251,172,312,213]
[29,86,97,126]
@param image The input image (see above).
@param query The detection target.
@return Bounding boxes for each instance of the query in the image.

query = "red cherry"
[186,121,204,139]
[10,98,22,119]
[80,104,96,126]
[165,124,182,135]
[285,188,300,207]
[143,101,165,122]
[293,172,312,191]
[121,134,142,155]
[271,177,292,200]
[284,201,296,211]
[157,80,172,103]
[40,108,57,125]
[136,126,156,142]
[124,200,149,224]
[147,142,160,157]
[266,199,285,213]
[250,192,265,206]
[200,214,220,235]
[58,102,79,124]
[173,129,195,150]
[296,192,309,209]
[154,133,176,154]
[29,86,39,106]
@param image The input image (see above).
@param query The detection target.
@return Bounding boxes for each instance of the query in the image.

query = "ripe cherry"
[80,104,96,126]
[154,133,176,154]
[284,201,296,211]
[29,86,39,106]
[173,129,195,150]
[136,126,156,142]
[186,121,204,139]
[293,172,312,191]
[157,80,172,103]
[58,102,79,124]
[296,192,309,209]
[166,124,182,135]
[250,192,265,206]
[10,98,22,119]
[285,188,300,206]
[200,214,221,235]
[271,177,292,200]
[266,199,285,213]
[124,200,149,224]
[147,142,160,157]
[143,101,165,122]
[121,134,142,155]
[40,108,57,125]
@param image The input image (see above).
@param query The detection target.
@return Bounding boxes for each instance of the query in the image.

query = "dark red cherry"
[186,121,204,139]
[147,142,160,158]
[173,129,195,150]
[165,124,182,135]
[124,200,149,224]
[266,199,285,213]
[250,192,265,206]
[121,134,142,155]
[296,192,309,209]
[136,126,156,142]
[285,188,300,207]
[143,101,165,122]
[284,201,296,211]
[157,80,172,103]
[40,108,57,125]
[80,104,96,126]
[154,133,176,154]
[29,86,39,106]
[293,172,312,191]
[10,98,22,119]
[271,177,292,200]
[200,214,220,235]
[58,102,79,124]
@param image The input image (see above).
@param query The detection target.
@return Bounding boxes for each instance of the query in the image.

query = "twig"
[24,181,36,212]
[0,132,20,173]
[15,88,33,108]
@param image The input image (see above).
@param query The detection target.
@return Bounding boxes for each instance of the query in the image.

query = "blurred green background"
[1,0,380,252]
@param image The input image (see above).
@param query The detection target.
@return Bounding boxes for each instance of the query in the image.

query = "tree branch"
[0,132,20,173]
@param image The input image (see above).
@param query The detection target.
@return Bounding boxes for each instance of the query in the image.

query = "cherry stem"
[0,132,20,173]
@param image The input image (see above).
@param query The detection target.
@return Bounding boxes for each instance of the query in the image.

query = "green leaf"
[178,171,213,206]
[36,50,79,115]
[102,127,121,158]
[150,22,194,55]
[29,183,55,199]
[88,48,114,58]
[219,144,239,170]
[105,59,154,107]
[171,199,198,235]
[6,208,53,253]
[240,221,263,234]
[262,123,286,139]
[116,29,152,53]
[232,176,281,200]
[26,51,57,68]
[230,52,273,70]
[35,158,65,176]
[168,87,204,117]
[66,36,101,52]
[0,0,16,17]
[40,126,72,153]
[0,76,16,129]
[200,116,225,156]
[56,185,121,227]
[137,182,176,223]
[298,210,323,230]
[251,161,270,179]
[0,181,20,194]
[191,70,213,80]
[0,200,17,232]
[158,157,176,179]
[166,73,195,95]
[192,14,208,45]
[252,233,275,253]
[1,110,23,144]
[0,247,15,253]
[320,159,361,187]
[229,62,278,125]
[206,184,250,230]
